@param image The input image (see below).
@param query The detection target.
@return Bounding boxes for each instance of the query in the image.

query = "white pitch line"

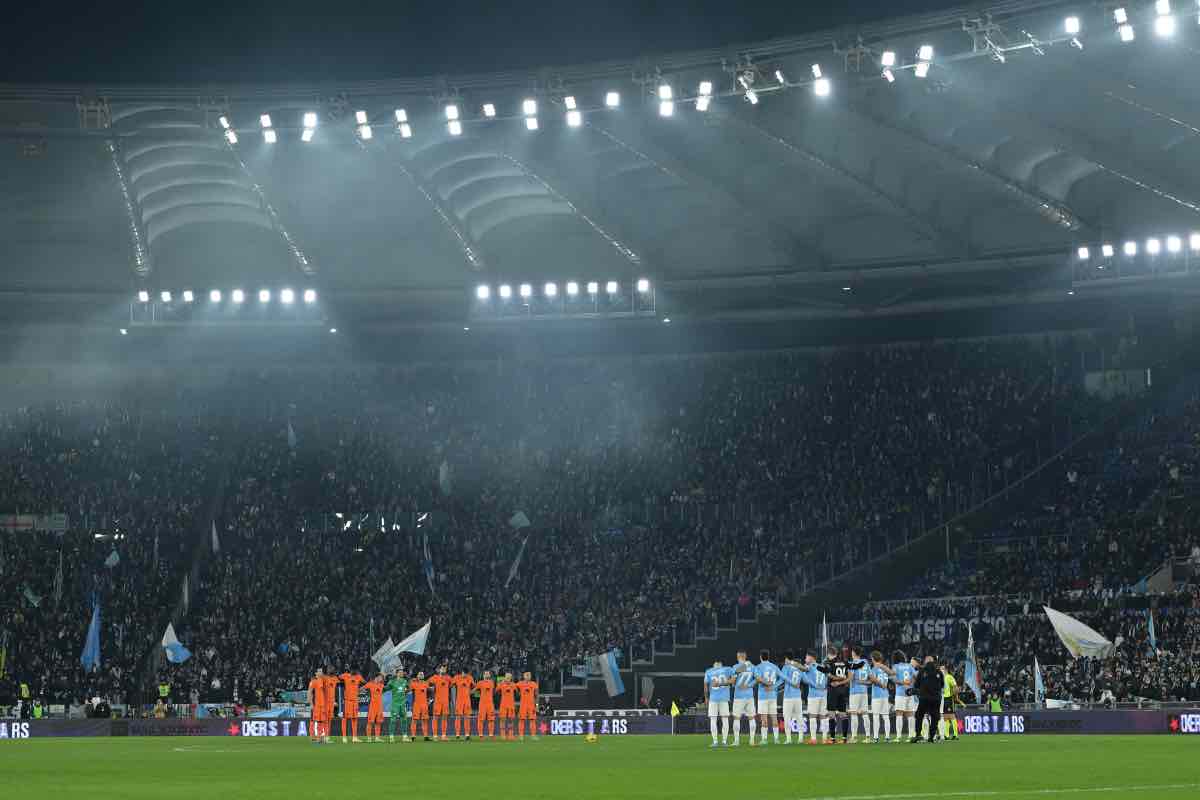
[795,784,1200,800]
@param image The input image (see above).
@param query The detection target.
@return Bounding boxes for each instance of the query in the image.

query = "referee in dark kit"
[911,655,943,744]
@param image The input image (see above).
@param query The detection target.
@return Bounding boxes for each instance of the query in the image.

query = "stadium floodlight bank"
[128,287,325,327]
[470,280,655,322]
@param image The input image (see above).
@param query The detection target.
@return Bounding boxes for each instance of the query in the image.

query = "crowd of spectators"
[0,337,1110,708]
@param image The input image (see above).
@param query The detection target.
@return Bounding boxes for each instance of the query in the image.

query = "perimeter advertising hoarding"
[958,710,1184,735]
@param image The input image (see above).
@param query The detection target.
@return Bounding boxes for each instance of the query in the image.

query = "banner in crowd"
[821,615,1007,646]
[0,514,68,533]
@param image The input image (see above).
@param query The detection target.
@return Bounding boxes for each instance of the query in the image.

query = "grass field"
[7,735,1198,799]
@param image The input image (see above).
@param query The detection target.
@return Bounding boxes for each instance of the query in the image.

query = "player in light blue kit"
[779,651,806,744]
[703,659,734,747]
[753,649,782,745]
[848,646,872,743]
[891,650,917,743]
[801,651,829,744]
[868,650,894,743]
[730,649,758,746]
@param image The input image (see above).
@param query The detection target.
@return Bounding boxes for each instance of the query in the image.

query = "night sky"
[7,0,959,84]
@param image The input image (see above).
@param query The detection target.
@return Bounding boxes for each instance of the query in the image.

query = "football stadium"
[4,0,1200,796]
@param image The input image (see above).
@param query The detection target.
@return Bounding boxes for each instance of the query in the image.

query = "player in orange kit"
[474,670,497,739]
[497,672,518,741]
[365,673,386,743]
[307,668,327,743]
[516,671,539,740]
[321,667,339,744]
[339,667,366,743]
[430,664,453,741]
[451,668,475,740]
[410,671,431,740]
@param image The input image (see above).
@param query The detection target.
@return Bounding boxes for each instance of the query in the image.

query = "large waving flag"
[389,620,432,658]
[1044,606,1113,659]
[1033,656,1045,707]
[963,623,983,701]
[588,649,625,697]
[372,637,398,672]
[161,623,192,664]
[80,595,101,672]
[1147,610,1158,655]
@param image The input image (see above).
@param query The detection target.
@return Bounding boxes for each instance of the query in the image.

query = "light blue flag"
[1147,610,1157,654]
[161,623,192,664]
[104,550,120,568]
[589,649,625,697]
[964,623,983,701]
[80,596,101,672]
[1033,657,1045,707]
[389,620,431,657]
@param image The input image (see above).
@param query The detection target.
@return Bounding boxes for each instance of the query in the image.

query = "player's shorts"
[827,691,848,713]
[707,700,729,719]
[942,697,955,715]
[343,706,358,718]
[870,697,890,715]
[455,703,473,716]
[411,702,428,720]
[367,706,384,721]
[477,707,496,722]
[806,696,827,717]
[731,697,756,718]
[849,693,868,713]
[893,694,915,713]
[499,705,516,719]
[756,696,777,715]
[433,699,450,716]
[518,706,536,720]
[782,698,805,720]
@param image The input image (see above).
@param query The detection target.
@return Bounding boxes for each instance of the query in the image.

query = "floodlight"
[523,98,537,115]
[564,95,577,110]
[260,114,272,128]
[1114,7,1128,23]
[1154,14,1176,36]
[658,84,673,100]
[303,289,316,303]
[483,103,496,117]
[448,120,463,136]
[605,280,618,294]
[699,80,713,96]
[182,290,194,303]
[1147,237,1162,254]
[918,44,934,61]
[1119,23,1135,41]
[1101,244,1114,258]
[1123,241,1138,256]
[1168,235,1182,253]
[587,281,599,295]
[210,289,222,303]
[883,69,896,83]
[399,123,412,138]
[138,290,149,303]
[232,289,245,304]
[225,130,238,144]
[566,110,582,127]
[660,100,675,116]
[355,110,368,124]
[696,96,711,111]
[498,284,512,299]
[605,91,620,107]
[445,104,459,121]
[525,117,539,131]
[814,78,831,97]
[1157,0,1171,14]
[519,283,532,298]
[637,278,650,292]
[1064,16,1081,34]
[811,64,822,79]
[544,282,558,297]
[914,62,931,78]
[263,129,277,143]
[329,327,337,334]
[218,115,230,129]
[843,286,852,292]
[881,51,896,67]
[303,112,317,128]
[1077,246,1090,260]
[566,281,579,296]
[259,289,271,303]
[280,288,295,304]
[301,128,314,142]
[358,124,373,140]
[476,285,490,300]
[776,69,787,83]
[744,90,758,105]
[395,109,408,123]
[119,328,127,335]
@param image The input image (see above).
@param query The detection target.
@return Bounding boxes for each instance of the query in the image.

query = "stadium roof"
[3,0,1200,326]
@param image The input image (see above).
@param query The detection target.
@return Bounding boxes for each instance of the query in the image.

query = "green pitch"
[9,735,1198,799]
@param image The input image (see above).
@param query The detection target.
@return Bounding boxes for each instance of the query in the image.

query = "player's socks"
[720,716,730,744]
[748,718,756,745]
[938,720,947,739]
[951,718,959,738]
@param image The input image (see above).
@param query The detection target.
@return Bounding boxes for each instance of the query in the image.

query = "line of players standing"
[703,645,961,747]
[306,663,540,744]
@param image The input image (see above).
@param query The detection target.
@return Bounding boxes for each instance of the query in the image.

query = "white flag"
[372,637,397,671]
[162,622,181,648]
[821,612,829,653]
[1043,606,1113,659]
[389,620,431,657]
[508,511,531,530]
[182,574,189,614]
[211,521,220,554]
[505,537,528,588]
